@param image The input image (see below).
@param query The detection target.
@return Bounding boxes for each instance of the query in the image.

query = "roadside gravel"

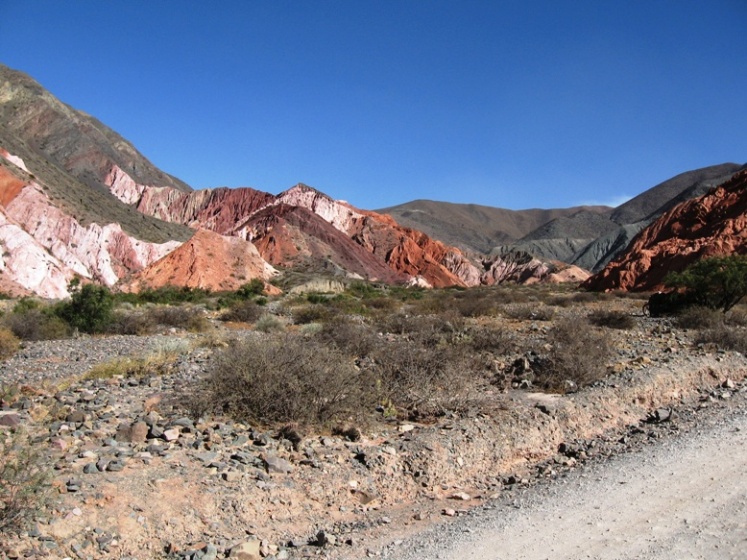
[382,389,747,560]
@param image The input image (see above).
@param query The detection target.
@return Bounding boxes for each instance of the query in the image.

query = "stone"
[162,428,180,442]
[0,412,21,427]
[264,455,293,474]
[229,540,261,559]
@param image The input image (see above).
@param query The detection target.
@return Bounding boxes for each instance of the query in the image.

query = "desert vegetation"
[5,272,747,547]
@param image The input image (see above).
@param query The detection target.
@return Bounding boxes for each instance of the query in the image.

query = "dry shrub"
[375,310,465,343]
[726,307,747,327]
[502,303,555,321]
[587,310,637,330]
[107,310,158,335]
[220,300,264,323]
[3,309,69,341]
[290,304,337,325]
[570,291,598,304]
[0,328,19,360]
[0,429,50,536]
[696,325,747,354]
[453,293,498,318]
[466,325,515,355]
[365,340,485,420]
[193,334,375,426]
[533,318,611,393]
[255,313,285,333]
[675,306,724,330]
[149,305,209,332]
[318,315,378,358]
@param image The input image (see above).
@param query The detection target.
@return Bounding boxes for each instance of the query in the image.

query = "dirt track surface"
[389,400,747,560]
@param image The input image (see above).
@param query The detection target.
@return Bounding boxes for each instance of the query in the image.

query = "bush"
[318,315,378,358]
[220,300,264,323]
[254,314,285,333]
[502,303,555,321]
[107,310,158,335]
[533,319,611,393]
[149,305,209,332]
[675,306,724,330]
[193,334,375,426]
[665,255,747,313]
[3,308,70,341]
[56,284,114,334]
[0,430,50,536]
[236,278,265,298]
[365,339,485,420]
[696,325,747,354]
[588,310,637,330]
[0,328,19,360]
[466,325,515,354]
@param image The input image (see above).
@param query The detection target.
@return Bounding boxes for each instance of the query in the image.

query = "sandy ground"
[389,401,747,560]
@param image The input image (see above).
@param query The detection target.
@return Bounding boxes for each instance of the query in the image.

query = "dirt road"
[390,404,747,560]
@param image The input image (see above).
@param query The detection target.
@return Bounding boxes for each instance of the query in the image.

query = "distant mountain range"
[0,62,744,298]
[378,162,744,273]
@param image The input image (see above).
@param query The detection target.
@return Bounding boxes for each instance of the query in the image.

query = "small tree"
[665,255,747,313]
[56,284,114,334]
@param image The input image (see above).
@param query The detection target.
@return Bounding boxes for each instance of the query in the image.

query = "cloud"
[579,194,633,208]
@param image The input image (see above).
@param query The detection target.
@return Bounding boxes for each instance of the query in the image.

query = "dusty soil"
[1,299,746,560]
[372,376,747,560]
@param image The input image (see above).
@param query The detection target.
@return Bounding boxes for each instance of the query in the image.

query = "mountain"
[376,200,612,255]
[6,63,569,296]
[383,164,745,272]
[583,169,747,292]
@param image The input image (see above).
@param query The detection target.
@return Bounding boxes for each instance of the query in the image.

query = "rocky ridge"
[584,169,747,292]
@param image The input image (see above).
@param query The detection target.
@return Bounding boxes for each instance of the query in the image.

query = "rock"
[162,428,180,442]
[0,412,21,427]
[230,540,261,559]
[264,455,293,474]
[450,491,471,501]
[442,508,457,517]
[647,408,672,424]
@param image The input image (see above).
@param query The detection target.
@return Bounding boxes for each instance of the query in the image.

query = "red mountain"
[583,170,747,292]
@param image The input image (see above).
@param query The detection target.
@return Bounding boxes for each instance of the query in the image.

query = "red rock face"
[114,177,481,288]
[125,229,276,293]
[583,170,747,292]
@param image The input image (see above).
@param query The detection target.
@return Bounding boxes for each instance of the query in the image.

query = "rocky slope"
[1,299,746,559]
[583,169,747,292]
[0,153,181,298]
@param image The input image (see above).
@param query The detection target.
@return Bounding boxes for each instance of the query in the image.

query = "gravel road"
[388,402,747,560]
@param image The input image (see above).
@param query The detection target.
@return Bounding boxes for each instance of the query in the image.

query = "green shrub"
[0,430,50,536]
[665,255,747,312]
[193,334,375,426]
[55,284,114,334]
[236,278,265,298]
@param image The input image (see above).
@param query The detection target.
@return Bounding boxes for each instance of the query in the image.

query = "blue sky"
[1,1,745,210]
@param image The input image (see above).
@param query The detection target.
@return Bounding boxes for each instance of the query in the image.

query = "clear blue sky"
[1,1,745,210]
